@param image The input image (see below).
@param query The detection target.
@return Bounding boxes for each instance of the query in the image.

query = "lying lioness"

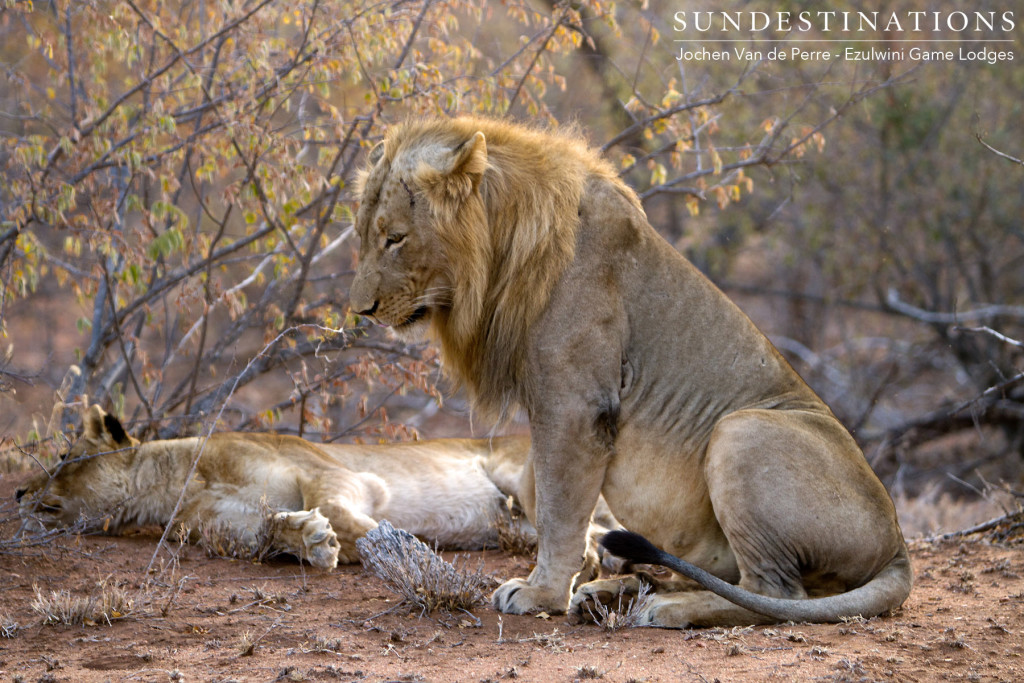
[17,405,616,571]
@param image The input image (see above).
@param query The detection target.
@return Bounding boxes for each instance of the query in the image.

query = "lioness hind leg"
[271,509,341,569]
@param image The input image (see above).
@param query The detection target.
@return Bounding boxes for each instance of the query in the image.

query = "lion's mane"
[363,118,637,418]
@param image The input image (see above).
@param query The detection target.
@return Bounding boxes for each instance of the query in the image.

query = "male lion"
[349,116,912,627]
[17,405,616,572]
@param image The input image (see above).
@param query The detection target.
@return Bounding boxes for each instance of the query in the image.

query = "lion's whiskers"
[416,287,453,306]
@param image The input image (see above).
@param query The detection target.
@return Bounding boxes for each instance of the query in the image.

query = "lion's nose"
[356,301,379,317]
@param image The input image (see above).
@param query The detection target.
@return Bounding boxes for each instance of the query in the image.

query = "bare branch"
[976,134,1024,166]
[886,288,1024,324]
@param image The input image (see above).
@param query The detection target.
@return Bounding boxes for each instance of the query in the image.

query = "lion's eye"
[384,233,405,249]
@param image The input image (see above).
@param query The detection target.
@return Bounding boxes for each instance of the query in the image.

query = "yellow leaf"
[714,186,728,209]
[686,195,700,216]
[650,163,667,187]
[710,146,723,175]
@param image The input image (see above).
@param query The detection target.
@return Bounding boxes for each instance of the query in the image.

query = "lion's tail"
[600,530,912,623]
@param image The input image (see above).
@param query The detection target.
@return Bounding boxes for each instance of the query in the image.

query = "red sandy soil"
[1,471,1022,683]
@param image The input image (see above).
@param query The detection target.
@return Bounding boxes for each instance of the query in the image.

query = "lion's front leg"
[270,509,341,569]
[492,412,612,615]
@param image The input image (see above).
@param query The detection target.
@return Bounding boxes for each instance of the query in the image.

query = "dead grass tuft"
[574,664,604,679]
[191,503,278,563]
[357,520,490,614]
[31,580,135,627]
[582,581,654,631]
[1,613,19,638]
[492,496,536,556]
[238,630,259,656]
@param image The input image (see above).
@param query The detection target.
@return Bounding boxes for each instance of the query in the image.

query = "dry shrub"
[356,520,490,614]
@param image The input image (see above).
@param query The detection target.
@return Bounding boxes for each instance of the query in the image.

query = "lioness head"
[16,405,139,533]
[350,121,489,342]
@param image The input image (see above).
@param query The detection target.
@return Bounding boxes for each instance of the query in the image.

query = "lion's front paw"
[568,576,645,624]
[491,578,569,615]
[272,509,340,569]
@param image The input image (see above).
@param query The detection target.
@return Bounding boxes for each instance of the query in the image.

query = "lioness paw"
[272,509,340,569]
[491,578,568,615]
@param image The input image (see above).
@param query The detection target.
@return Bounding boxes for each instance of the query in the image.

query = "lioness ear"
[82,404,108,442]
[418,131,488,204]
[103,413,132,446]
[81,404,134,447]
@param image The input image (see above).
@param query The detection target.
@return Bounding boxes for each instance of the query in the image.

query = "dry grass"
[492,496,536,556]
[575,664,604,679]
[191,502,278,563]
[237,629,259,656]
[581,581,655,631]
[0,613,18,638]
[30,580,136,627]
[356,520,491,614]
[893,486,1020,538]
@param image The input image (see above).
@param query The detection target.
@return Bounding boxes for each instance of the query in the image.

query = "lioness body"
[350,117,911,627]
[17,406,572,569]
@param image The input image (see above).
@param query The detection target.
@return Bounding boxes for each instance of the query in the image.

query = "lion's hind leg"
[570,568,782,628]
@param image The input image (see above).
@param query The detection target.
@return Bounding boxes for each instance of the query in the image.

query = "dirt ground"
[1,472,1022,683]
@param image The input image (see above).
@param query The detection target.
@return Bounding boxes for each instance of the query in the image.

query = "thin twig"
[976,134,1024,166]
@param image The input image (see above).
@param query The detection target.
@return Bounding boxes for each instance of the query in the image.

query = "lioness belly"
[374,455,509,549]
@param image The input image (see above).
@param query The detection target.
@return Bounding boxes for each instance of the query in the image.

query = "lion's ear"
[418,131,487,204]
[367,140,386,166]
[450,131,487,183]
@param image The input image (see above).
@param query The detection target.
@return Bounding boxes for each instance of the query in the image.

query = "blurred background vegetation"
[1,0,1021,526]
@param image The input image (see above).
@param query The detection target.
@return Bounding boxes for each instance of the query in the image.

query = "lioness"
[349,117,912,627]
[17,405,616,572]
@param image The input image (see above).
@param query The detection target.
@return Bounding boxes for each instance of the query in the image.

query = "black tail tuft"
[600,530,667,566]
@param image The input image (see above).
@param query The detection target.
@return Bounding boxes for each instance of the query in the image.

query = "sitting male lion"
[17,405,616,571]
[349,116,912,627]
